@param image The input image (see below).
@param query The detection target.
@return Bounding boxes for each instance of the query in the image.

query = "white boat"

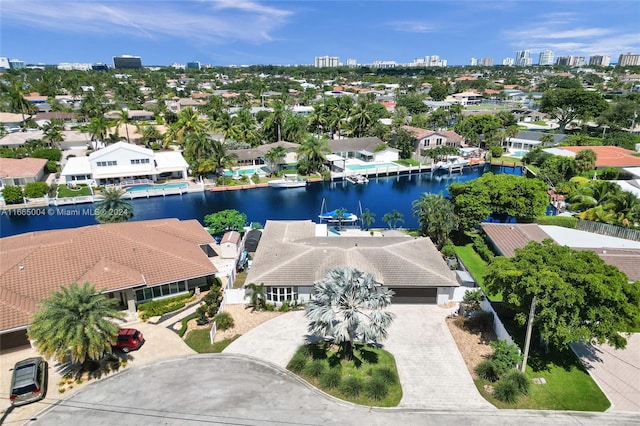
[346,174,369,184]
[435,157,469,171]
[318,209,359,223]
[268,174,308,188]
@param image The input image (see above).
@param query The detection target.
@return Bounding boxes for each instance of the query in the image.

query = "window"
[436,138,443,146]
[267,286,297,302]
[96,161,117,167]
[423,139,430,147]
[130,158,150,165]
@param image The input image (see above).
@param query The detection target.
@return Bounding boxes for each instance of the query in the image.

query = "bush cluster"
[535,215,578,228]
[178,312,199,337]
[214,311,234,330]
[475,339,530,404]
[470,233,495,262]
[138,292,193,319]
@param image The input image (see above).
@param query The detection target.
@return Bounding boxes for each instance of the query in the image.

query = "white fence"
[223,288,247,304]
[209,289,231,344]
[52,195,95,205]
[480,298,515,346]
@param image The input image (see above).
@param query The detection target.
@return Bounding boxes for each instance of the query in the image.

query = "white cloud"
[387,20,438,33]
[0,0,293,44]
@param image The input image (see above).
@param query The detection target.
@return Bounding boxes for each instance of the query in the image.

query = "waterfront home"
[244,220,460,305]
[0,219,222,351]
[325,137,399,168]
[402,125,464,157]
[0,157,47,191]
[230,141,300,170]
[502,130,566,153]
[60,141,188,186]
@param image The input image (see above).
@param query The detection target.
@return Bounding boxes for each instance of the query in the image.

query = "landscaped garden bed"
[286,342,402,407]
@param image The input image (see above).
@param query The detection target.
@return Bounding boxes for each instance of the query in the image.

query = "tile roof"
[403,126,463,143]
[245,220,459,289]
[556,146,640,168]
[0,157,47,178]
[481,223,640,281]
[326,137,385,153]
[0,219,217,331]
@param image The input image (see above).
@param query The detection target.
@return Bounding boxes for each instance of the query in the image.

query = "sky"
[1,0,639,67]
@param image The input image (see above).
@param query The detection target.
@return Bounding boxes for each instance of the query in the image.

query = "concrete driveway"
[572,333,640,412]
[0,319,193,425]
[224,304,492,410]
[33,355,640,425]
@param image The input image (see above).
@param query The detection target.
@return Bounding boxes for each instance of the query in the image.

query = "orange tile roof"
[559,146,640,168]
[0,158,47,178]
[0,219,217,331]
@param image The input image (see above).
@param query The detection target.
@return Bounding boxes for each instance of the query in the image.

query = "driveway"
[572,333,640,412]
[33,355,640,425]
[224,304,492,410]
[0,320,193,425]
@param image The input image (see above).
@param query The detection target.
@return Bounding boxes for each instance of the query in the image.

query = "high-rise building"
[515,50,532,66]
[346,58,357,67]
[502,57,515,66]
[8,59,25,69]
[57,63,93,71]
[371,60,398,69]
[470,58,478,66]
[113,55,142,69]
[92,63,109,71]
[479,57,493,66]
[555,55,586,67]
[314,56,340,67]
[186,61,201,70]
[538,50,554,66]
[588,55,611,67]
[0,57,10,72]
[618,53,640,67]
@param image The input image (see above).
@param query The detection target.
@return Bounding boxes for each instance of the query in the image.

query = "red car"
[113,328,144,353]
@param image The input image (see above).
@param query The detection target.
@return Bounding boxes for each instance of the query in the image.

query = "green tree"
[41,119,65,149]
[574,149,597,173]
[297,135,330,174]
[539,88,608,133]
[485,240,640,350]
[428,83,448,102]
[392,127,416,159]
[28,282,125,365]
[183,131,215,164]
[86,116,111,150]
[210,139,237,175]
[264,145,287,173]
[382,209,404,229]
[412,193,459,249]
[305,267,395,360]
[94,187,133,223]
[164,107,206,147]
[360,208,376,231]
[204,209,247,236]
[115,109,131,143]
[245,283,267,311]
[24,182,49,198]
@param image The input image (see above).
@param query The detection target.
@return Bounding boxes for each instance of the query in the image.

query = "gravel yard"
[446,315,496,378]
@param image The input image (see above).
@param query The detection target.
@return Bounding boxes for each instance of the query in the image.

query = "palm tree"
[333,208,347,230]
[567,180,620,212]
[539,133,556,146]
[28,282,125,365]
[95,187,133,223]
[164,107,206,147]
[382,209,404,229]
[297,135,330,174]
[574,149,597,173]
[115,109,132,143]
[245,283,267,311]
[139,124,163,148]
[8,87,33,127]
[262,100,288,142]
[41,119,65,149]
[360,208,376,231]
[347,99,375,138]
[183,132,215,164]
[305,267,395,360]
[211,111,237,144]
[412,193,459,249]
[210,139,238,175]
[264,145,287,174]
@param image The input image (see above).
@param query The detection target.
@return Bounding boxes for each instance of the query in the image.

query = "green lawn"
[394,159,420,167]
[491,156,524,167]
[454,244,502,302]
[530,120,548,126]
[57,184,91,198]
[184,328,241,353]
[287,343,402,407]
[474,349,610,411]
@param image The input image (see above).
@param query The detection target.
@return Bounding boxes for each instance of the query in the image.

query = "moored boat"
[268,174,308,188]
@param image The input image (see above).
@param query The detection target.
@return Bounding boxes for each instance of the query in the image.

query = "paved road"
[572,333,640,412]
[34,355,640,425]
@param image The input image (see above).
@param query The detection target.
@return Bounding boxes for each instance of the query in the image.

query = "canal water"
[0,165,521,238]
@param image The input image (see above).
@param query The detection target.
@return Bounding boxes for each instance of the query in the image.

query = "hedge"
[535,215,578,228]
[178,312,199,337]
[138,291,194,318]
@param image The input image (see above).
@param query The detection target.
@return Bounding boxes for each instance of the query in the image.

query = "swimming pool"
[507,150,527,158]
[346,162,400,171]
[224,167,269,177]
[125,182,188,192]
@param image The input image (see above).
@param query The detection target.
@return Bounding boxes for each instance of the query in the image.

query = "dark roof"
[516,131,566,143]
[327,137,384,154]
[245,229,262,252]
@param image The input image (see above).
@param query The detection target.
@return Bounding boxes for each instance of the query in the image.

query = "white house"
[60,142,188,186]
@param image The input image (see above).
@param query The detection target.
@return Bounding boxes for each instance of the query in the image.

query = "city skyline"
[1,0,639,67]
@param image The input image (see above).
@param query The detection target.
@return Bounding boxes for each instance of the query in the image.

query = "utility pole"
[521,295,537,373]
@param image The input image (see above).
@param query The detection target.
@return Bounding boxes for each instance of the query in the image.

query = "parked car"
[113,328,144,353]
[9,357,48,406]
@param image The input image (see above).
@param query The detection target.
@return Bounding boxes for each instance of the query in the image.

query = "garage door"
[0,329,30,351]
[391,287,437,304]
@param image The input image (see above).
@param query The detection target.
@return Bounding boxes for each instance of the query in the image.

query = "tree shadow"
[357,345,379,364]
[55,351,131,381]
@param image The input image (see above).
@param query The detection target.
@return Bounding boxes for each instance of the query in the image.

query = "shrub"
[475,360,499,382]
[490,340,522,376]
[489,145,503,158]
[24,182,49,198]
[2,185,23,204]
[466,310,494,331]
[373,367,398,385]
[279,300,291,312]
[195,305,209,325]
[31,147,62,161]
[470,233,495,262]
[340,376,364,397]
[502,369,531,396]
[463,289,484,306]
[251,173,260,184]
[137,292,193,318]
[45,160,59,173]
[441,243,456,258]
[304,360,326,378]
[535,215,577,228]
[179,312,199,337]
[319,369,342,389]
[493,377,520,403]
[264,303,276,312]
[364,376,389,401]
[287,354,307,373]
[320,169,331,181]
[214,312,234,331]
